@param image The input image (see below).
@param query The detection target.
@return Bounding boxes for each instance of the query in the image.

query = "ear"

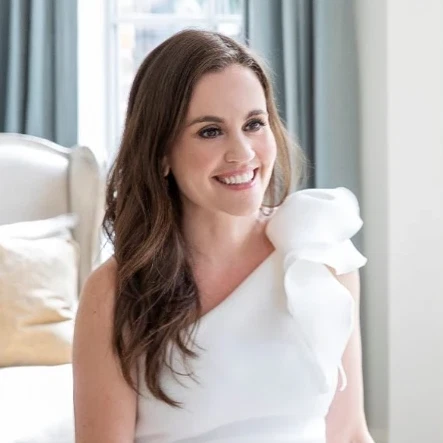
[162,157,170,177]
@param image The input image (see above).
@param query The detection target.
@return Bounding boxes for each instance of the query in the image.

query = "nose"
[224,133,255,164]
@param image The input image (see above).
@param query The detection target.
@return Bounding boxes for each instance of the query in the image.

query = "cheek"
[256,131,278,165]
[190,147,220,171]
[169,143,219,182]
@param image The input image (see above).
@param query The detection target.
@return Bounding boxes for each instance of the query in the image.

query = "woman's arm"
[325,268,375,443]
[73,258,137,443]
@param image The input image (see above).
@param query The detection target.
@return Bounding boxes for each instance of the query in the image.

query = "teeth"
[218,170,254,185]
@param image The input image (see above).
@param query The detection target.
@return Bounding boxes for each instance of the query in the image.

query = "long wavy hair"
[103,29,306,406]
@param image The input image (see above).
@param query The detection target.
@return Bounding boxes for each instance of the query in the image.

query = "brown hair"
[103,29,305,406]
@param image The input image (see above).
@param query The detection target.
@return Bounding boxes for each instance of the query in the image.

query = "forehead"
[187,65,267,118]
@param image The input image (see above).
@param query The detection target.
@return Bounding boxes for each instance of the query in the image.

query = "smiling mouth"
[214,168,258,185]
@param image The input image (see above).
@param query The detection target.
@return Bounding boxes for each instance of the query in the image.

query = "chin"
[216,194,265,217]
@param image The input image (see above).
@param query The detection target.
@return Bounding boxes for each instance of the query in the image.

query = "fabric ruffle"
[266,187,367,393]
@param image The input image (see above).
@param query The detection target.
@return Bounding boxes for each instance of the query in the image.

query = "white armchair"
[0,133,105,443]
[0,132,104,288]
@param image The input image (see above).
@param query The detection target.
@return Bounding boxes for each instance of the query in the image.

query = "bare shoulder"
[73,256,118,370]
[76,257,118,321]
[81,256,117,300]
[73,256,136,442]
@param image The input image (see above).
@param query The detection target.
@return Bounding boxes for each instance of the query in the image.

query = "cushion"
[0,216,79,367]
[0,213,78,239]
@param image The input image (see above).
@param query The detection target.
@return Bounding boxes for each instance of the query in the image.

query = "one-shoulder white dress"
[135,187,367,443]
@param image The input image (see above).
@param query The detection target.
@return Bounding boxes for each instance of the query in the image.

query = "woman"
[73,29,374,443]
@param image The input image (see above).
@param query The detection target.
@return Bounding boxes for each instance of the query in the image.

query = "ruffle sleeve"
[266,187,367,393]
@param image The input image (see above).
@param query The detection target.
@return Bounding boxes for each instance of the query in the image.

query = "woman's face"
[166,64,277,218]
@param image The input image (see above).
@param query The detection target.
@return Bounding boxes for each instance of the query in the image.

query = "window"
[107,0,245,152]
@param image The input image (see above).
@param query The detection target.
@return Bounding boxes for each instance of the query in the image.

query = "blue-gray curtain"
[245,0,360,193]
[0,0,78,147]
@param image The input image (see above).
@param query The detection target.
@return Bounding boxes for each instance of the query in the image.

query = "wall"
[355,0,443,442]
[388,0,443,441]
[354,1,388,441]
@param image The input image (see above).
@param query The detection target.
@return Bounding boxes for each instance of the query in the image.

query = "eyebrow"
[186,109,268,127]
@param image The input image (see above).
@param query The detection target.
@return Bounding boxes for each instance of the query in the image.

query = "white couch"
[0,133,104,443]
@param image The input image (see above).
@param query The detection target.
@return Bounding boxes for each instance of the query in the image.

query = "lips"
[215,170,254,185]
[214,167,258,183]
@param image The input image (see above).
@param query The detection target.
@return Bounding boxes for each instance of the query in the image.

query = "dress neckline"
[192,249,277,328]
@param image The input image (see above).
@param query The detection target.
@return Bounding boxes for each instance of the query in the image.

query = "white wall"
[388,0,443,441]
[355,1,443,442]
[354,1,389,442]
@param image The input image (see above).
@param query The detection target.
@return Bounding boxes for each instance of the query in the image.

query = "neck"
[181,206,269,266]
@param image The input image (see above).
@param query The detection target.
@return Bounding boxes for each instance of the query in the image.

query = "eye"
[244,118,266,132]
[198,126,222,139]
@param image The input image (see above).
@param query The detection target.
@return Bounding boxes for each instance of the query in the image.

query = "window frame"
[78,0,245,161]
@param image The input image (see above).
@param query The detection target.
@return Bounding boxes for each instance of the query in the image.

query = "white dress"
[135,187,367,443]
